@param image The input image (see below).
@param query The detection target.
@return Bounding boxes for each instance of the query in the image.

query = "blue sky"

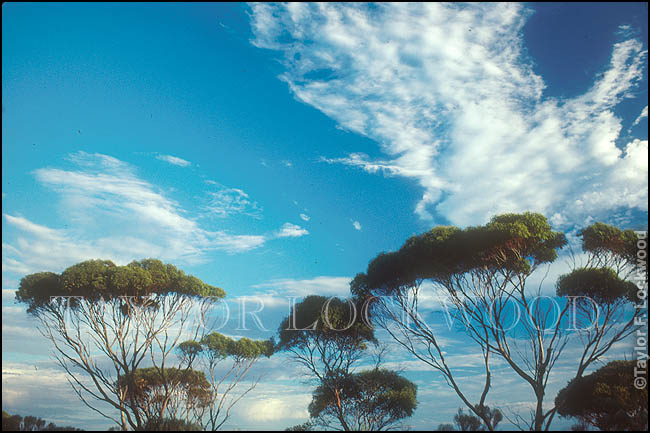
[2,2,648,430]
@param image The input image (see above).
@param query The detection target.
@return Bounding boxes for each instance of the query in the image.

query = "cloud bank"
[250,2,648,227]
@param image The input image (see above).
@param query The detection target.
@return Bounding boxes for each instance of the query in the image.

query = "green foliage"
[453,408,484,431]
[179,332,274,361]
[556,267,638,304]
[309,368,417,430]
[285,421,313,431]
[177,340,203,358]
[120,367,210,390]
[579,222,640,264]
[474,405,502,430]
[118,367,213,411]
[437,406,501,431]
[14,272,61,314]
[2,411,22,432]
[357,212,566,298]
[555,360,648,431]
[277,295,375,351]
[16,258,225,314]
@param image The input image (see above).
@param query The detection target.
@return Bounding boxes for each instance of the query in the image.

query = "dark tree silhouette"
[555,360,648,431]
[2,411,83,431]
[436,406,501,431]
[454,408,483,431]
[308,368,417,431]
[136,417,201,431]
[285,421,313,431]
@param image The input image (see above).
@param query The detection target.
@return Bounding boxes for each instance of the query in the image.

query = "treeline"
[2,411,83,431]
[12,213,649,431]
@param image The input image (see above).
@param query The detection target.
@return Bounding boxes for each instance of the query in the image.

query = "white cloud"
[275,222,309,238]
[1,153,300,276]
[241,397,309,422]
[250,3,648,227]
[156,154,191,167]
[352,220,362,230]
[632,105,648,126]
[252,275,351,299]
[299,213,310,221]
[202,184,263,219]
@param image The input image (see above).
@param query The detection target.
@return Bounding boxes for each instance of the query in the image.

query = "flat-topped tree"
[277,295,376,431]
[177,332,274,430]
[353,213,566,431]
[16,258,225,431]
[353,213,643,431]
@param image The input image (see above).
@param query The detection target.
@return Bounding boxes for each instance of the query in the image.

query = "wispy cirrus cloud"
[156,154,191,167]
[202,182,263,219]
[250,3,648,227]
[632,105,648,126]
[2,152,306,275]
[251,276,351,308]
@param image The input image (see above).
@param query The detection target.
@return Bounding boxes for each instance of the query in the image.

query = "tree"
[276,295,375,431]
[15,259,224,431]
[352,213,642,431]
[117,367,212,425]
[569,419,594,431]
[2,412,23,431]
[453,408,484,431]
[436,407,502,432]
[177,332,274,430]
[136,417,201,431]
[2,411,83,431]
[285,421,314,431]
[555,360,648,431]
[308,368,417,431]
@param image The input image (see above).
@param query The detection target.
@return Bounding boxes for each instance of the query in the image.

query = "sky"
[1,2,648,431]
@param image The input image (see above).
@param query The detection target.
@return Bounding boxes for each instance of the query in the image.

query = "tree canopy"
[196,332,274,360]
[555,360,648,431]
[2,411,83,431]
[117,367,213,423]
[353,212,566,300]
[556,267,638,304]
[16,259,225,314]
[579,222,639,264]
[308,368,417,431]
[277,295,375,351]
